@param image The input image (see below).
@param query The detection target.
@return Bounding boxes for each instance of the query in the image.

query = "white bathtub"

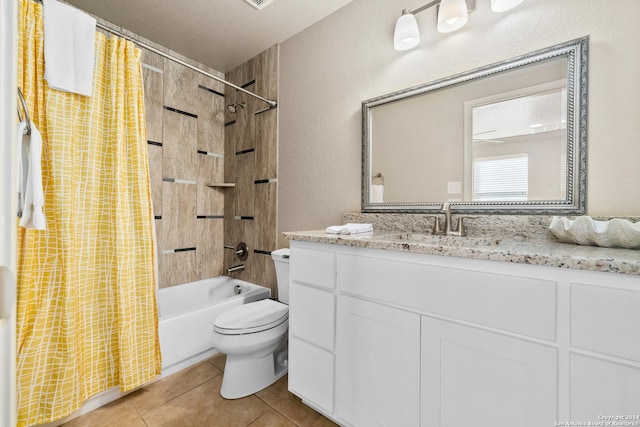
[158,276,270,375]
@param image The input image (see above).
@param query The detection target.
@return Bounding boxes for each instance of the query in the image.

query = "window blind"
[473,154,528,201]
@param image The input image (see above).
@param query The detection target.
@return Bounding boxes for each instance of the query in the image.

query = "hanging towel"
[16,121,28,217]
[19,122,46,230]
[43,0,96,96]
[370,184,384,203]
[326,223,373,235]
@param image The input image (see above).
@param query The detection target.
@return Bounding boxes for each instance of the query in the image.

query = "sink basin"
[376,233,502,247]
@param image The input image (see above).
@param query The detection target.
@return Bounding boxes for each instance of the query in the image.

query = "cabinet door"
[421,316,557,427]
[569,353,640,420]
[336,296,420,427]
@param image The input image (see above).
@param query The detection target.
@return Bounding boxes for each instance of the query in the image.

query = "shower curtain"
[16,1,161,425]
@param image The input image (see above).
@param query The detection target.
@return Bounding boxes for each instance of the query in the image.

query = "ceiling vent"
[244,0,276,10]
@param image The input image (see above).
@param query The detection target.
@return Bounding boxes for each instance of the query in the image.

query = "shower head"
[226,102,246,114]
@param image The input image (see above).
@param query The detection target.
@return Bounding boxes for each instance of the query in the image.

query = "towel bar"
[372,172,384,185]
[17,87,31,135]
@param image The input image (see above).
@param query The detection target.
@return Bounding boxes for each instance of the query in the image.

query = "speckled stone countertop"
[283,229,640,276]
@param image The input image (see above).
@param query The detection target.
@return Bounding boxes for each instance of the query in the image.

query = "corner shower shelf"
[206,183,236,188]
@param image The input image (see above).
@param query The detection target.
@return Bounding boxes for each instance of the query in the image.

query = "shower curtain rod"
[32,0,278,108]
[95,22,278,108]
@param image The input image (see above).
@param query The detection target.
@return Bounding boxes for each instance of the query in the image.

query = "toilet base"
[220,346,288,399]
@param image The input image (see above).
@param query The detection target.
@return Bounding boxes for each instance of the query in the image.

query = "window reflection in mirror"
[465,78,567,202]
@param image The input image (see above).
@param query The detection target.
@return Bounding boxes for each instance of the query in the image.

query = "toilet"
[212,248,290,399]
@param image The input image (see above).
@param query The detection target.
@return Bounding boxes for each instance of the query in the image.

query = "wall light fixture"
[393,0,525,51]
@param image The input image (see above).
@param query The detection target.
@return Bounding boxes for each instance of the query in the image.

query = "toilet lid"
[214,299,288,334]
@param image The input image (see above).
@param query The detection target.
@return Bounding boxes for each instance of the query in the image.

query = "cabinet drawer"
[571,283,640,362]
[290,246,336,290]
[290,282,335,351]
[289,337,334,413]
[339,253,557,340]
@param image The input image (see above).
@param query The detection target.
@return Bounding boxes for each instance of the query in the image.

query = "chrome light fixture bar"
[394,0,525,51]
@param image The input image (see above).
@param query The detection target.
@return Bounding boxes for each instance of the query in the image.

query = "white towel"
[43,0,96,96]
[16,121,27,216]
[19,122,46,230]
[325,223,373,235]
[370,184,384,203]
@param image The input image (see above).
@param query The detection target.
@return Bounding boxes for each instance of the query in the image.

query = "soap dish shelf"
[206,183,236,188]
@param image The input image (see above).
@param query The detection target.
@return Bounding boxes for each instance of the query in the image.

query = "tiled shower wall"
[224,46,280,298]
[141,40,279,290]
[141,46,227,288]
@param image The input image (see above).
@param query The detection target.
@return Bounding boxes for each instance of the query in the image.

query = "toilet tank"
[271,248,290,304]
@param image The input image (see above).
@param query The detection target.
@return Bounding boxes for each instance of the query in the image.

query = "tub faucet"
[227,264,245,274]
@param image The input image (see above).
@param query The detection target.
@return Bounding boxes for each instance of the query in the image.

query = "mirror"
[362,37,588,214]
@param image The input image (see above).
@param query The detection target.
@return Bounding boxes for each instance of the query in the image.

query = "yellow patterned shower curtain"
[16,1,161,425]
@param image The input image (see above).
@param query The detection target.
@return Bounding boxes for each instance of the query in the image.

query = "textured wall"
[223,46,280,298]
[278,0,640,243]
[141,45,226,288]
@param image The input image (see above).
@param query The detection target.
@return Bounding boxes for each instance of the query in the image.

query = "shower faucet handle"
[234,242,249,261]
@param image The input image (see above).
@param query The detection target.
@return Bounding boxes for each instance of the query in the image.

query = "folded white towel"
[326,223,373,235]
[370,184,384,203]
[43,0,96,96]
[19,122,46,230]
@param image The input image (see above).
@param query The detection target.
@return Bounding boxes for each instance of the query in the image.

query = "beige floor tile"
[143,375,270,427]
[128,359,222,416]
[209,352,226,372]
[62,397,145,427]
[256,376,321,426]
[248,408,297,426]
[311,415,341,426]
[63,356,331,427]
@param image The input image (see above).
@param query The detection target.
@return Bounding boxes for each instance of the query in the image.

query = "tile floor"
[62,354,338,427]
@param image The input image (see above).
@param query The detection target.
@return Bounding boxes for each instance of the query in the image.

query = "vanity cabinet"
[288,240,640,427]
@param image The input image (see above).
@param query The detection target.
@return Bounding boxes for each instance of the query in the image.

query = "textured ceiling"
[64,0,354,73]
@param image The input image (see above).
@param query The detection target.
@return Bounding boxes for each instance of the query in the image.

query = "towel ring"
[372,172,384,186]
[17,87,31,135]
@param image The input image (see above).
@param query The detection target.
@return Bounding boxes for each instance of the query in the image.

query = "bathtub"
[158,276,270,375]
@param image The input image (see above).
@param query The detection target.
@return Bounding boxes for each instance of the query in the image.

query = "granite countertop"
[283,230,640,276]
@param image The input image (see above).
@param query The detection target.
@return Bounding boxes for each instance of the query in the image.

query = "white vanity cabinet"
[288,240,640,427]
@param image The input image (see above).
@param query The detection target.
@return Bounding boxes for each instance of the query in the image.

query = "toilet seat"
[214,299,288,335]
